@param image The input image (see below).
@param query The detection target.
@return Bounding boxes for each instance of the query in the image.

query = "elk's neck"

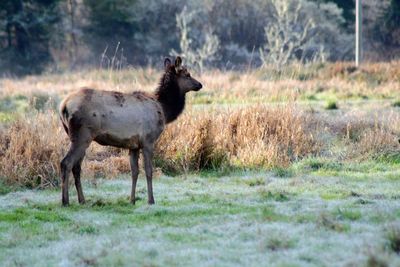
[157,91,186,124]
[155,75,186,124]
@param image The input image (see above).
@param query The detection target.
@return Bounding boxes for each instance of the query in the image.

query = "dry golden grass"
[0,111,67,188]
[310,109,400,160]
[156,104,319,173]
[1,61,400,105]
[2,102,397,188]
[0,104,320,187]
[344,117,400,159]
[0,111,143,187]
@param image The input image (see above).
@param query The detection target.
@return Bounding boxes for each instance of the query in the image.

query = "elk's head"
[164,56,202,93]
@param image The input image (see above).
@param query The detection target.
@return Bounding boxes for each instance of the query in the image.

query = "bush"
[392,100,400,108]
[325,100,339,110]
[385,224,400,254]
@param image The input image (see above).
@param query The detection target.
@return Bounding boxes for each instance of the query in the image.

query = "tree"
[171,6,219,73]
[260,0,353,67]
[83,0,138,66]
[67,0,78,65]
[260,0,317,67]
[376,0,400,53]
[312,0,355,30]
[0,0,61,75]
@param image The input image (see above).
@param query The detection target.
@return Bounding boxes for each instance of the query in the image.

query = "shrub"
[392,100,400,108]
[348,126,400,160]
[325,100,339,110]
[317,213,349,232]
[273,166,294,178]
[385,224,400,254]
[264,235,295,251]
[365,253,389,267]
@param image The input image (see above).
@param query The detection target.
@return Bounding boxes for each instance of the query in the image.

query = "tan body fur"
[60,89,164,149]
[59,57,202,206]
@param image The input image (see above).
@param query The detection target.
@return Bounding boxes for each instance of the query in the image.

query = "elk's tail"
[59,100,69,135]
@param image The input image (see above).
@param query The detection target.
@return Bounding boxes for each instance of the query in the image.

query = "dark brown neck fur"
[155,67,185,123]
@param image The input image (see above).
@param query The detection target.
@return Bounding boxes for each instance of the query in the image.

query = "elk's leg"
[129,149,139,204]
[142,146,155,205]
[61,145,76,206]
[60,134,91,206]
[72,156,85,204]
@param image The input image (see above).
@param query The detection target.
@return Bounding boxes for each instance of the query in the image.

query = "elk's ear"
[175,56,182,69]
[164,58,172,70]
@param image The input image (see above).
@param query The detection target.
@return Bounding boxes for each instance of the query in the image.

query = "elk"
[59,56,202,206]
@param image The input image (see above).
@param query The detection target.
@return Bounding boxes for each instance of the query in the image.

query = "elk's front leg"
[129,149,139,204]
[142,146,155,205]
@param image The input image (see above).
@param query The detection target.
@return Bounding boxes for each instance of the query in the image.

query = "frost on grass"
[1,173,400,266]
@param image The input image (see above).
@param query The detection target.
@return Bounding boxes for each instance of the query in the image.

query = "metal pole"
[356,0,362,67]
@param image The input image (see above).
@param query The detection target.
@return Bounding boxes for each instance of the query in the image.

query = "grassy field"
[1,62,400,266]
[1,162,400,266]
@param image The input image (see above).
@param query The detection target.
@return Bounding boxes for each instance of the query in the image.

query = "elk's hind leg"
[129,149,139,204]
[72,156,86,204]
[61,130,92,206]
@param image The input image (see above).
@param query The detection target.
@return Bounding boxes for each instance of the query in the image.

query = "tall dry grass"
[156,104,319,173]
[0,104,399,188]
[0,111,133,188]
[1,61,400,106]
[0,104,321,188]
[0,111,67,188]
[344,116,400,159]
[311,109,400,160]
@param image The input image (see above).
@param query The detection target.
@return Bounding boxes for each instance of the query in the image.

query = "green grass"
[273,166,294,178]
[259,189,292,202]
[0,94,29,113]
[0,112,18,123]
[0,180,12,195]
[0,93,58,124]
[333,208,362,221]
[1,165,400,266]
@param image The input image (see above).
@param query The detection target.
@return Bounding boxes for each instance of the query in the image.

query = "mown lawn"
[1,159,400,267]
